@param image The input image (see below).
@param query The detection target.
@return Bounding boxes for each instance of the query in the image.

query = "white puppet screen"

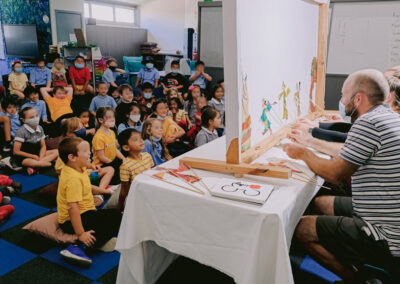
[233,0,320,153]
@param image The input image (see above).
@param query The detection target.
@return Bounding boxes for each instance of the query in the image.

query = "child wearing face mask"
[77,109,96,138]
[135,56,160,88]
[30,57,52,89]
[162,60,187,94]
[69,56,94,96]
[118,103,143,134]
[8,61,28,100]
[92,107,125,182]
[136,82,155,119]
[102,58,126,88]
[141,118,171,166]
[12,107,58,175]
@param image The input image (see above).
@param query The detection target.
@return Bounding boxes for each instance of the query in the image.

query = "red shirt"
[69,66,91,85]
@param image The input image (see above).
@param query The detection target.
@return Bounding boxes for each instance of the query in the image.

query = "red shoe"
[27,167,36,176]
[0,205,15,224]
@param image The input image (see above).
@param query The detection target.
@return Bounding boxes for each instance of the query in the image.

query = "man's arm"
[283,143,358,184]
[288,129,343,156]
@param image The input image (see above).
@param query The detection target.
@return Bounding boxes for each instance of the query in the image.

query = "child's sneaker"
[106,185,119,194]
[60,245,92,266]
[99,237,117,252]
[2,141,12,152]
[26,167,36,176]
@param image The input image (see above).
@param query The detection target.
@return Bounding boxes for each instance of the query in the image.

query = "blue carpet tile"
[0,239,36,276]
[10,173,57,193]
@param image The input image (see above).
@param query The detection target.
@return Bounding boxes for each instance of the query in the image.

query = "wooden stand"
[179,2,330,180]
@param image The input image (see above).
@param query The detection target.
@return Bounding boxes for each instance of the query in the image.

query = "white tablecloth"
[116,137,320,284]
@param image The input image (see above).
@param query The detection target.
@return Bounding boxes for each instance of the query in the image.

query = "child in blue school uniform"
[189,60,212,93]
[141,118,171,166]
[22,86,49,123]
[134,56,164,98]
[89,82,117,116]
[0,99,21,140]
[117,103,143,134]
[30,57,52,89]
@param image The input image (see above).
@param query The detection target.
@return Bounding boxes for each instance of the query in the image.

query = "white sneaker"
[107,185,119,194]
[99,237,117,252]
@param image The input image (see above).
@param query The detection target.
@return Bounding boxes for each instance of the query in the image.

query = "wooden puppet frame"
[180,1,330,179]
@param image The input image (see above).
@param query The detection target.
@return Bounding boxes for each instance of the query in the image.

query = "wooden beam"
[180,157,291,179]
[315,3,329,110]
[241,111,324,164]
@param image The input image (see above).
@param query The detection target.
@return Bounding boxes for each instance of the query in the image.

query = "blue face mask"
[15,67,23,73]
[157,115,165,121]
[75,63,84,69]
[146,63,154,69]
[74,127,87,139]
[338,101,351,123]
[171,69,179,74]
[151,135,161,142]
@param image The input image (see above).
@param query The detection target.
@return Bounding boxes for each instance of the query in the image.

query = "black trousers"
[60,209,122,248]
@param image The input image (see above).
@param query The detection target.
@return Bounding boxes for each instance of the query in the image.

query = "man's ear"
[122,144,130,152]
[387,91,394,104]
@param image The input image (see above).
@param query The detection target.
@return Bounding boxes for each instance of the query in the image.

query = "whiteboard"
[327,1,400,74]
[200,6,223,68]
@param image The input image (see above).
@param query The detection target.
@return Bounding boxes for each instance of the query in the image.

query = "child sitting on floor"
[195,107,221,147]
[8,61,28,100]
[137,82,155,119]
[89,82,117,116]
[168,97,186,128]
[142,118,171,166]
[41,86,74,123]
[29,57,52,89]
[208,85,225,136]
[12,107,58,174]
[0,100,21,148]
[184,85,203,129]
[69,56,94,95]
[117,103,143,134]
[55,118,117,197]
[57,137,122,266]
[92,107,125,181]
[22,86,49,124]
[135,56,160,88]
[51,58,68,87]
[189,60,212,91]
[115,84,134,125]
[118,128,153,211]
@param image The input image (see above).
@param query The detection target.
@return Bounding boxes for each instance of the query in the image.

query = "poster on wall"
[224,0,323,160]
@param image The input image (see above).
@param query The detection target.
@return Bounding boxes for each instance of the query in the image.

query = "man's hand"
[78,230,96,247]
[282,143,308,160]
[288,129,312,147]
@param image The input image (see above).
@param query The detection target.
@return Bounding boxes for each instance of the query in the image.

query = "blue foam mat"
[300,255,341,283]
[0,239,36,276]
[41,247,120,280]
[10,173,57,193]
[0,197,50,232]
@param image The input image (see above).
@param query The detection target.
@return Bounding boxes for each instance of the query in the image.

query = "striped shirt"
[120,152,154,183]
[339,104,400,256]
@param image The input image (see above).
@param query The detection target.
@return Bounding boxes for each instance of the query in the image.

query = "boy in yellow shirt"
[118,128,154,211]
[57,137,122,266]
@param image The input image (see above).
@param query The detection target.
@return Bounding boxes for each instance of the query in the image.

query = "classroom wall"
[49,0,85,44]
[0,0,52,77]
[140,0,198,52]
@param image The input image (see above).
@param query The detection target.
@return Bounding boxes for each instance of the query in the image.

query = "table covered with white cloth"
[116,137,321,284]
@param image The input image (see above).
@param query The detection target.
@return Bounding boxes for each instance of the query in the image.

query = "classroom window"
[84,1,137,27]
[84,3,90,18]
[115,8,135,24]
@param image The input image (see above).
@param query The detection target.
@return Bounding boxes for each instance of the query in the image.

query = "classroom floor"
[0,167,238,284]
[0,163,333,284]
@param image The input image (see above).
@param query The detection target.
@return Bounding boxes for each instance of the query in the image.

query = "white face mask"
[144,92,152,99]
[130,114,141,123]
[105,120,115,128]
[146,63,154,69]
[25,116,40,128]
